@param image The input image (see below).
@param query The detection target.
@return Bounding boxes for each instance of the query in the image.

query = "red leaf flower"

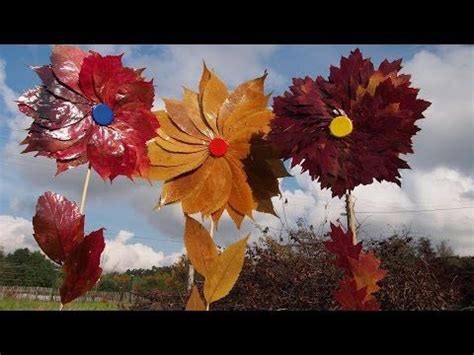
[32,192,105,305]
[270,49,431,197]
[18,45,159,181]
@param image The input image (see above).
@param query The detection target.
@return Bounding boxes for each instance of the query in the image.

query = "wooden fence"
[0,286,133,303]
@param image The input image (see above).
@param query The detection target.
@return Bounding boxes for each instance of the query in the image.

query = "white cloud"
[403,45,474,173]
[101,230,183,273]
[0,215,37,254]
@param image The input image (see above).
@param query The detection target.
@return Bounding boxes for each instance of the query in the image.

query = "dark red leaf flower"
[18,45,159,181]
[270,49,431,197]
[33,192,105,305]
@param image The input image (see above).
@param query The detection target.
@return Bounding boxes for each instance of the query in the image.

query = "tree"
[1,249,60,287]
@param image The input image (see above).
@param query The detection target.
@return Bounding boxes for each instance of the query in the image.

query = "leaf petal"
[32,192,84,264]
[204,235,249,304]
[51,45,86,94]
[184,215,218,278]
[60,228,105,306]
[200,66,228,134]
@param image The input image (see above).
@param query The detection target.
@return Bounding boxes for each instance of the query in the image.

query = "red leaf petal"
[60,228,105,305]
[51,45,87,94]
[32,192,84,264]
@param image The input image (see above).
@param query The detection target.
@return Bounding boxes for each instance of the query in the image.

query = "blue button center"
[92,104,114,126]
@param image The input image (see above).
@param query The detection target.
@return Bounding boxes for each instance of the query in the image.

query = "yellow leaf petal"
[201,68,228,135]
[156,111,207,145]
[223,90,270,138]
[164,98,210,141]
[226,203,245,229]
[199,62,212,97]
[184,215,218,278]
[186,285,206,311]
[148,154,207,181]
[204,235,249,304]
[183,88,215,139]
[148,142,208,167]
[182,157,232,218]
[227,109,273,144]
[218,73,267,132]
[160,158,214,205]
[153,132,208,153]
[225,156,256,219]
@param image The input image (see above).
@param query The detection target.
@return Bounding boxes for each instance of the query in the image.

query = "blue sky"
[0,45,472,271]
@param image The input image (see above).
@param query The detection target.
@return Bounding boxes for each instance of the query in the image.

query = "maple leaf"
[348,251,387,298]
[334,277,380,311]
[324,223,362,272]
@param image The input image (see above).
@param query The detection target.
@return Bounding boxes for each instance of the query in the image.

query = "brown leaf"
[185,285,206,311]
[184,215,218,278]
[204,235,249,304]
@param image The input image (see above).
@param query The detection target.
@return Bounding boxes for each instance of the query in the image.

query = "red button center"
[208,137,229,157]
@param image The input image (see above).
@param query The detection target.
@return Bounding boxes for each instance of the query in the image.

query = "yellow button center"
[329,115,353,138]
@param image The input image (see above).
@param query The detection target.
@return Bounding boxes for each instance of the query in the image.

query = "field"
[0,298,126,310]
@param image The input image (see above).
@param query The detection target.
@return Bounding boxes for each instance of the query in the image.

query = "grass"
[0,298,127,310]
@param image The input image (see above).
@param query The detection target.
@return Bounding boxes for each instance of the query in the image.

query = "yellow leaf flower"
[148,64,286,227]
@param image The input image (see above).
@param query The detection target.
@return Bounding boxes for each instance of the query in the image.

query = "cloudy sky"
[0,45,472,272]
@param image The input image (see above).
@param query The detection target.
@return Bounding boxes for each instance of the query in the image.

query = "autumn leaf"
[183,215,218,277]
[60,228,105,306]
[333,277,380,311]
[204,235,249,305]
[348,251,387,298]
[324,223,362,272]
[32,191,85,265]
[186,285,206,311]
